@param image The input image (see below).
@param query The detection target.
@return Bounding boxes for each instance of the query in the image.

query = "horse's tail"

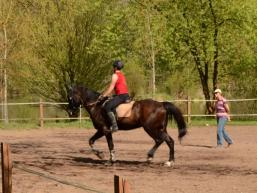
[163,101,187,139]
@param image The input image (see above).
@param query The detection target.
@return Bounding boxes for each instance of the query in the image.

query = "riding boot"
[107,112,118,132]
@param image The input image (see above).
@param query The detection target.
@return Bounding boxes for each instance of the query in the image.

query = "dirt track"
[0,125,257,193]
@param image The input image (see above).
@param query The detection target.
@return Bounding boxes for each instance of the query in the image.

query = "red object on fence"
[114,175,130,193]
[1,143,12,193]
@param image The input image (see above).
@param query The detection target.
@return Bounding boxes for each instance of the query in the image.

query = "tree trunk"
[209,0,219,95]
[187,42,213,114]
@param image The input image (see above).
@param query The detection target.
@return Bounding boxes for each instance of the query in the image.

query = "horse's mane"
[75,85,100,101]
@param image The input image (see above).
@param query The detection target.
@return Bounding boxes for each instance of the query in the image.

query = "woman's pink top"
[215,97,228,118]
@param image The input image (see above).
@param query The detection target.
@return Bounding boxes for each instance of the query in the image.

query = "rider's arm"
[102,73,118,97]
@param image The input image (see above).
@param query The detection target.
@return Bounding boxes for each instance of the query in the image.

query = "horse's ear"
[69,83,76,91]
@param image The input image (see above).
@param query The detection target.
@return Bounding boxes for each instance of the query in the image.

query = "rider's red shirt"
[115,71,128,95]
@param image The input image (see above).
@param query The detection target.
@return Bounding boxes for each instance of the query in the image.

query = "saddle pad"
[116,101,135,118]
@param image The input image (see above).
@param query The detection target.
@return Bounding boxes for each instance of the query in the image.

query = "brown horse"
[67,85,187,166]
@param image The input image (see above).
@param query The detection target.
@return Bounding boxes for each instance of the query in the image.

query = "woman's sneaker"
[227,143,233,148]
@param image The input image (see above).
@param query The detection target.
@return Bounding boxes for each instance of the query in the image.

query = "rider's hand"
[98,94,104,101]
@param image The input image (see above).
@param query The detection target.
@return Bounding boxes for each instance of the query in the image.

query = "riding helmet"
[113,60,124,70]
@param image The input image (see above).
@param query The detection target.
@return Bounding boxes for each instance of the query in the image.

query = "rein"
[86,100,100,107]
[85,97,110,107]
[74,92,100,107]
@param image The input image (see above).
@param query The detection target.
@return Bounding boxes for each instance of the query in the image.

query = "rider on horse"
[99,60,130,132]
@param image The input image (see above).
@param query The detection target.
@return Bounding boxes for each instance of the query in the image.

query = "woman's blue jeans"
[217,117,233,146]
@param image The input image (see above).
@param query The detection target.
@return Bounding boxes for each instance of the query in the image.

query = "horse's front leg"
[89,130,105,159]
[105,133,115,163]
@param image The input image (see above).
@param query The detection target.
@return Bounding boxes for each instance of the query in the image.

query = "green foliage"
[21,1,112,100]
[0,0,256,116]
[124,58,148,97]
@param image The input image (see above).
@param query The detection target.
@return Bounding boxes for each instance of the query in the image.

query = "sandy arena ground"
[0,125,257,193]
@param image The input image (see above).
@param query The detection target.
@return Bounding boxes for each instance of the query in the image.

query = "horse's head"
[67,86,82,117]
[67,85,102,116]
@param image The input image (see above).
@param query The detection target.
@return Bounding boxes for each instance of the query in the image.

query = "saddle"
[114,100,135,119]
[101,97,135,119]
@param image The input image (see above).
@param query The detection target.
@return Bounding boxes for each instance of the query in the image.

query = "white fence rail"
[0,98,256,126]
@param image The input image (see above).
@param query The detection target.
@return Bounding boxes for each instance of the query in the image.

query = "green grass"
[43,120,93,129]
[187,119,257,127]
[168,117,257,128]
[0,121,38,130]
[0,118,256,130]
[0,119,93,130]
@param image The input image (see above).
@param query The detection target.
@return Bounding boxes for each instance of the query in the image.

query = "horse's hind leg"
[147,130,175,166]
[89,130,105,159]
[144,127,165,162]
[163,133,175,167]
[147,140,163,162]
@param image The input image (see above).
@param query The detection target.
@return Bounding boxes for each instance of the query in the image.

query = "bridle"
[69,94,101,108]
[69,88,83,109]
[69,87,108,108]
[85,96,110,107]
[85,99,100,107]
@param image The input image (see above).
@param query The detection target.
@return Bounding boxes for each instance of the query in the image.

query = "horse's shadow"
[71,156,151,167]
[73,157,105,164]
[181,144,214,148]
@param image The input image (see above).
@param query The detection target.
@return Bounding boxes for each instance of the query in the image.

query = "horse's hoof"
[104,162,112,166]
[92,150,104,159]
[105,160,114,166]
[147,157,153,163]
[164,161,175,167]
[110,150,116,162]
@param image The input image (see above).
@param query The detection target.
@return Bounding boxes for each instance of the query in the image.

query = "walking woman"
[214,89,233,148]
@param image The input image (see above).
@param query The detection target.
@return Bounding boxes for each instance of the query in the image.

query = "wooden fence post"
[187,96,191,125]
[39,98,44,128]
[79,105,82,126]
[1,143,12,193]
[114,175,130,193]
